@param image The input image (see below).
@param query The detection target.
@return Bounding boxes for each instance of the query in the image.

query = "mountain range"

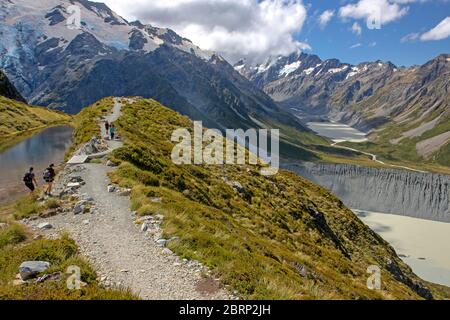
[236,52,450,167]
[0,0,313,138]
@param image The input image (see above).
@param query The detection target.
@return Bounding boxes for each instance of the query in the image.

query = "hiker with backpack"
[43,164,56,196]
[105,121,110,138]
[23,167,37,194]
[109,123,116,140]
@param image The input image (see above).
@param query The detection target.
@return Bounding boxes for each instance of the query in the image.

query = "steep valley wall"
[285,162,450,223]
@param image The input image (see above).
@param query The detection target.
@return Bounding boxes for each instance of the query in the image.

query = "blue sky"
[99,0,450,66]
[301,0,450,66]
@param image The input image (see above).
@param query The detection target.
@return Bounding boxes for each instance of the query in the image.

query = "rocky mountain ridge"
[0,70,26,103]
[237,52,450,166]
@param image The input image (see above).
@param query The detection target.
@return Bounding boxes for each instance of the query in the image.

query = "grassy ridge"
[0,96,71,151]
[104,98,447,300]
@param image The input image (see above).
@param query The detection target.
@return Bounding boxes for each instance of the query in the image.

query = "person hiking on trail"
[43,164,56,196]
[23,167,37,194]
[109,123,116,140]
[105,121,110,136]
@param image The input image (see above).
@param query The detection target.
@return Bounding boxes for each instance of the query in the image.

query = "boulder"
[141,223,148,232]
[69,175,83,183]
[19,261,51,280]
[118,189,131,197]
[156,239,168,247]
[107,185,116,193]
[37,222,53,230]
[67,182,81,188]
[106,160,117,167]
[73,201,87,215]
[39,210,58,219]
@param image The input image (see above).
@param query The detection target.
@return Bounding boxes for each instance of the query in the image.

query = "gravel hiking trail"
[32,98,232,300]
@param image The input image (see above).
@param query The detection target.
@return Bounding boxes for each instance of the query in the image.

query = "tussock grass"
[14,194,43,220]
[0,223,27,249]
[44,199,61,210]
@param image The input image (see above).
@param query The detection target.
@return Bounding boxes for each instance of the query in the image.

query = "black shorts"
[25,183,35,191]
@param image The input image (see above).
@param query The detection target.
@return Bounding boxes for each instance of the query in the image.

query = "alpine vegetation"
[171,121,279,176]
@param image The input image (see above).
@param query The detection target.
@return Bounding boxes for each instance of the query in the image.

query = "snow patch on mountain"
[279,61,302,77]
[328,66,349,74]
[303,63,322,75]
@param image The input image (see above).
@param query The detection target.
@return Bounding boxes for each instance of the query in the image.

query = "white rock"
[107,185,116,193]
[141,223,148,232]
[162,248,173,255]
[106,160,116,167]
[67,182,81,188]
[19,261,51,280]
[156,239,168,247]
[37,222,53,230]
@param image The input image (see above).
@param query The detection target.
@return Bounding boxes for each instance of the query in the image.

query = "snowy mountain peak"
[236,50,400,87]
[0,0,214,60]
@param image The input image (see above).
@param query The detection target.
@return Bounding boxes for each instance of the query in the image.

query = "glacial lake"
[307,122,368,143]
[354,210,450,287]
[0,126,73,205]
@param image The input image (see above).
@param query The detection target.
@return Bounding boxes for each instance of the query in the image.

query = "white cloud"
[352,22,362,35]
[420,16,450,41]
[350,43,362,48]
[368,41,377,47]
[401,32,420,42]
[339,0,409,27]
[319,10,335,29]
[95,0,309,63]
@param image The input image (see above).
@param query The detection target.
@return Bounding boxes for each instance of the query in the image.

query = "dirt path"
[31,98,232,300]
[101,98,124,152]
[331,142,428,173]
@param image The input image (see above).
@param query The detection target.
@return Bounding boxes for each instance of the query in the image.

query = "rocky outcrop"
[285,162,450,222]
[0,70,26,102]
